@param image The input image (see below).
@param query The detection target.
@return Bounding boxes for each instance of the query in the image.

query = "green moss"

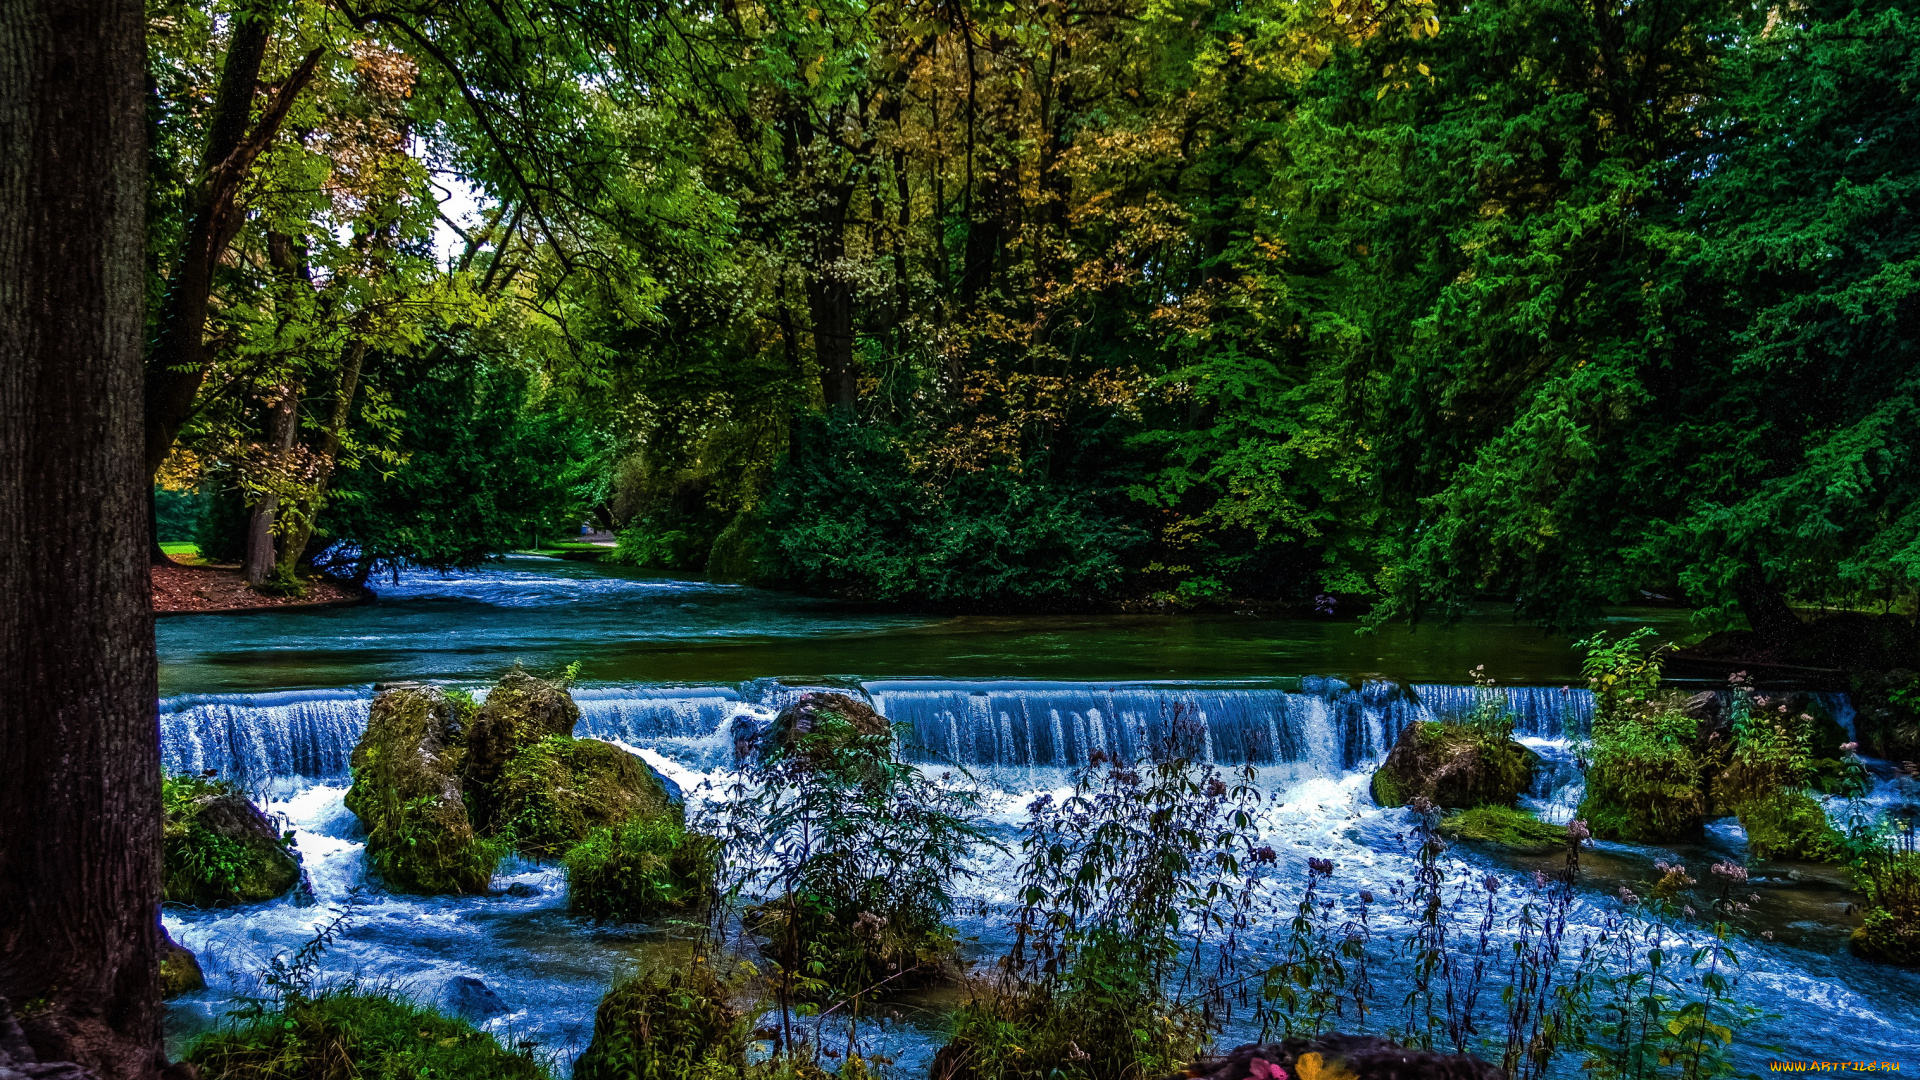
[495,736,678,859]
[160,931,204,998]
[1370,767,1406,808]
[564,816,718,921]
[1438,806,1569,854]
[345,686,500,895]
[464,668,581,831]
[1739,790,1842,861]
[571,968,746,1080]
[161,775,300,907]
[185,988,551,1080]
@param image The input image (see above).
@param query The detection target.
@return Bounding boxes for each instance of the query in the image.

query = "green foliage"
[759,415,1148,607]
[939,743,1263,1080]
[154,486,206,543]
[161,774,301,907]
[564,816,719,922]
[185,986,552,1080]
[315,355,603,579]
[714,701,994,1008]
[1574,637,1708,843]
[572,967,748,1080]
[1718,687,1845,860]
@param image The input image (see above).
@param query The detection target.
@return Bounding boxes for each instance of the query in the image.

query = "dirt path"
[151,562,366,614]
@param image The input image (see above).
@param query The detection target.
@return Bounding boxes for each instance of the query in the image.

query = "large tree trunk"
[0,1,165,1077]
[806,184,859,412]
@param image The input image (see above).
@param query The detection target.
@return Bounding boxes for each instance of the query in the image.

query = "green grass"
[186,987,552,1079]
[160,541,199,558]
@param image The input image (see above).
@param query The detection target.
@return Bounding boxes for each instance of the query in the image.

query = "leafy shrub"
[1578,706,1706,842]
[937,739,1263,1080]
[185,986,551,1080]
[758,414,1147,607]
[716,702,993,1009]
[565,816,719,921]
[572,966,748,1080]
[1718,685,1844,860]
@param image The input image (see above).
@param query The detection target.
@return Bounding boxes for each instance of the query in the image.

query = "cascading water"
[159,677,1920,1073]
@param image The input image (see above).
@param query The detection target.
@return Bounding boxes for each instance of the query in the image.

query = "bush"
[571,967,747,1080]
[1740,790,1839,862]
[564,816,719,922]
[1718,685,1844,860]
[1577,706,1707,842]
[185,987,550,1080]
[759,414,1147,607]
[1848,824,1920,966]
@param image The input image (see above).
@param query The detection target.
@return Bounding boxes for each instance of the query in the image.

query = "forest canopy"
[147,0,1919,628]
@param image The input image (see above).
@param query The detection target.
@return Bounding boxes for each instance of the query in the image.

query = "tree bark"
[243,386,298,585]
[0,0,164,1077]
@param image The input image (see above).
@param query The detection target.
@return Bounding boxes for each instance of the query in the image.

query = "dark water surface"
[157,556,1698,696]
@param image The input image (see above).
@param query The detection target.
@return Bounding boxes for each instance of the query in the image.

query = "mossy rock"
[1738,790,1841,861]
[494,736,680,859]
[1370,721,1535,810]
[761,691,891,766]
[1437,806,1569,855]
[1850,906,1920,967]
[464,668,581,831]
[572,969,746,1080]
[344,685,499,895]
[184,988,548,1080]
[160,926,205,998]
[161,775,300,907]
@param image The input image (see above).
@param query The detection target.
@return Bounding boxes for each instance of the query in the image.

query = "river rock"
[440,976,509,1020]
[464,669,581,830]
[345,685,498,895]
[159,926,204,998]
[493,736,681,858]
[1370,721,1536,810]
[161,782,300,908]
[757,691,891,768]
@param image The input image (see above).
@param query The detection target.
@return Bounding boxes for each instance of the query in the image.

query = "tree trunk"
[244,386,298,586]
[807,184,859,412]
[0,1,165,1077]
[1733,563,1805,648]
[278,339,367,575]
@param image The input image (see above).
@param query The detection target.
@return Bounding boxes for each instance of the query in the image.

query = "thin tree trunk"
[244,386,298,585]
[1734,563,1805,648]
[278,339,368,574]
[0,1,165,1077]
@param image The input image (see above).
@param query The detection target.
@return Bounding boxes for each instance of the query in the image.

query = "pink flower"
[1841,742,1859,754]
[1250,1059,1288,1080]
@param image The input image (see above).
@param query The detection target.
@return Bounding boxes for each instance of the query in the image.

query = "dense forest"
[148,0,1918,628]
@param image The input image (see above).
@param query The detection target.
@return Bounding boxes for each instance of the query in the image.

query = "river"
[156,557,1918,1073]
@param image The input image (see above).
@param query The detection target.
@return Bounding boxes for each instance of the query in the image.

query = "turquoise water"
[157,555,1698,696]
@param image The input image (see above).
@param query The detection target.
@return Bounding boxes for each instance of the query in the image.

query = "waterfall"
[157,677,1645,789]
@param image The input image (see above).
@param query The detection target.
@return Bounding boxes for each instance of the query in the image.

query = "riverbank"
[151,561,368,614]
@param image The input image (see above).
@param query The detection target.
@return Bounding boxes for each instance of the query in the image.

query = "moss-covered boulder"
[344,685,498,895]
[494,736,680,858]
[463,668,581,830]
[761,691,891,765]
[1370,722,1535,810]
[161,775,300,907]
[1851,908,1920,967]
[572,968,746,1080]
[160,926,205,998]
[1437,806,1569,855]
